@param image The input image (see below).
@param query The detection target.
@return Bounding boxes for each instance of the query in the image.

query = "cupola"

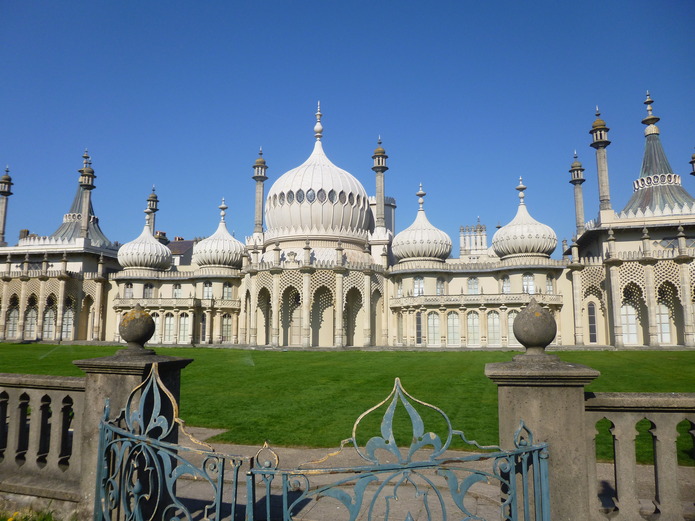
[192,199,245,268]
[118,209,172,270]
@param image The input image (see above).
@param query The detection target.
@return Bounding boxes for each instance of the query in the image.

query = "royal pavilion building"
[1,94,694,349]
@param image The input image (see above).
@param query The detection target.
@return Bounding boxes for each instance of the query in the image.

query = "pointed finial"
[378,135,382,145]
[642,90,660,129]
[416,183,426,210]
[573,149,577,158]
[259,146,263,156]
[595,106,600,117]
[516,177,527,205]
[4,165,9,174]
[151,185,156,192]
[219,198,228,222]
[314,101,323,140]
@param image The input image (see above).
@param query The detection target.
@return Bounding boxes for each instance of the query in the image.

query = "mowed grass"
[1,344,694,464]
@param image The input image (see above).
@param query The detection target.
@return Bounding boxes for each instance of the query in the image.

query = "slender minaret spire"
[589,107,612,212]
[77,149,96,239]
[372,137,389,229]
[314,101,323,140]
[516,176,526,204]
[252,147,268,237]
[417,183,426,210]
[147,185,159,233]
[569,151,586,236]
[0,166,14,246]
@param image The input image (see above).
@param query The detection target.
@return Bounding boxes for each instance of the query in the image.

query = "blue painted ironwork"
[94,363,245,521]
[246,377,550,521]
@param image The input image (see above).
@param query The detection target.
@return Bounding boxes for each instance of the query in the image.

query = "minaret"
[0,166,14,246]
[689,151,695,177]
[569,152,586,236]
[372,137,389,229]
[589,107,613,220]
[77,150,96,239]
[252,147,268,243]
[147,186,159,233]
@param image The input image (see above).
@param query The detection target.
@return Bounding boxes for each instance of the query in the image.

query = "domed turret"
[492,178,557,259]
[264,104,370,243]
[192,199,245,268]
[392,185,452,262]
[118,209,172,270]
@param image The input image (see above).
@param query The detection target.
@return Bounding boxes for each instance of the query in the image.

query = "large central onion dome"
[192,200,245,268]
[264,104,370,243]
[392,185,452,262]
[492,179,557,259]
[118,210,172,270]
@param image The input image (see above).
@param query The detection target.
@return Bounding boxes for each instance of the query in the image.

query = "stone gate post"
[485,299,599,521]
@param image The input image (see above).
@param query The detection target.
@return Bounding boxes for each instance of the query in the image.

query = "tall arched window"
[6,308,19,339]
[522,274,535,294]
[587,302,597,343]
[501,276,511,294]
[545,275,554,294]
[436,278,445,296]
[620,304,638,345]
[143,283,154,298]
[203,282,213,299]
[656,303,671,344]
[223,282,233,300]
[151,312,160,343]
[413,277,424,296]
[42,308,56,340]
[24,308,38,339]
[221,313,232,342]
[124,283,133,299]
[397,280,403,298]
[467,312,480,346]
[508,310,520,346]
[487,311,501,346]
[201,313,207,342]
[173,284,182,298]
[467,277,479,295]
[447,311,460,346]
[415,312,422,344]
[427,312,439,346]
[62,308,74,340]
[178,313,190,343]
[163,313,175,343]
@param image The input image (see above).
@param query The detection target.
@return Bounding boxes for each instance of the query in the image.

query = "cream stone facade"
[1,95,694,349]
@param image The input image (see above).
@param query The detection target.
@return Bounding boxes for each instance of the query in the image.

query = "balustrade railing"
[584,392,695,521]
[390,292,564,308]
[0,374,85,502]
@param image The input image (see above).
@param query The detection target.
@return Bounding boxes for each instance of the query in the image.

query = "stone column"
[363,271,372,347]
[249,275,257,345]
[485,299,599,521]
[271,270,280,346]
[56,278,67,341]
[205,309,213,344]
[74,305,193,520]
[93,279,104,341]
[232,311,239,344]
[37,276,47,340]
[334,269,345,347]
[606,261,624,347]
[676,257,695,346]
[642,260,659,346]
[301,270,311,347]
[570,268,584,345]
[0,276,9,340]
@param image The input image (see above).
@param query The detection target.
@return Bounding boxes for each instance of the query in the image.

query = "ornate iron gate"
[95,364,550,521]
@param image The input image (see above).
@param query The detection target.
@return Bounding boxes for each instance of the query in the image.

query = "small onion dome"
[118,211,172,270]
[592,107,607,129]
[192,199,245,268]
[570,155,582,169]
[392,185,452,262]
[374,138,386,155]
[492,178,557,259]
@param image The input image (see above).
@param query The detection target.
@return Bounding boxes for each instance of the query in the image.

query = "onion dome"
[118,209,172,270]
[192,199,245,268]
[492,178,557,259]
[264,103,370,242]
[392,185,452,262]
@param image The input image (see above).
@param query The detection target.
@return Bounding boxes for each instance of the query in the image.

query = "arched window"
[173,284,182,299]
[124,283,133,299]
[42,308,56,340]
[203,281,213,300]
[487,311,501,346]
[413,277,424,296]
[467,277,479,295]
[436,278,445,296]
[522,274,535,294]
[201,313,207,342]
[427,312,439,346]
[24,308,38,339]
[396,280,403,298]
[447,311,460,346]
[587,302,597,343]
[415,312,422,344]
[508,310,520,346]
[620,304,638,345]
[501,276,510,294]
[163,313,175,343]
[467,312,480,346]
[6,308,19,339]
[545,275,554,295]
[178,313,189,343]
[656,303,671,344]
[223,282,233,300]
[397,313,404,344]
[143,283,154,298]
[221,313,232,342]
[62,308,74,340]
[151,312,160,343]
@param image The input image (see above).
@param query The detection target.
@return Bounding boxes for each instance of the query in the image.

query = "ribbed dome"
[264,107,370,242]
[492,180,557,259]
[392,185,452,262]
[118,217,172,270]
[192,201,245,268]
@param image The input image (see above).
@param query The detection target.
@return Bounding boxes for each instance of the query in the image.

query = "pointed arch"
[657,281,682,345]
[281,286,301,347]
[257,287,272,346]
[344,287,363,347]
[621,283,647,345]
[311,286,334,347]
[370,289,383,346]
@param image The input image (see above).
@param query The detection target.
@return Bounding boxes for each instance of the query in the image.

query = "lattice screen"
[310,269,336,295]
[653,260,681,301]
[619,262,645,295]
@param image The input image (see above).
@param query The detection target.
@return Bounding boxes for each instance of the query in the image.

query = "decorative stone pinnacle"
[219,198,227,221]
[516,177,526,204]
[314,101,323,140]
[416,183,426,209]
[513,298,557,356]
[118,303,156,355]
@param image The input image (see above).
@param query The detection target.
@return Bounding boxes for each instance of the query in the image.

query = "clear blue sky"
[1,1,693,255]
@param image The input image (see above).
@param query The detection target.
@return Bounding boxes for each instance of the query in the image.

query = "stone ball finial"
[118,304,156,354]
[513,298,557,355]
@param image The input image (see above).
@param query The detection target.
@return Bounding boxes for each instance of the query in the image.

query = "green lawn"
[1,344,693,464]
